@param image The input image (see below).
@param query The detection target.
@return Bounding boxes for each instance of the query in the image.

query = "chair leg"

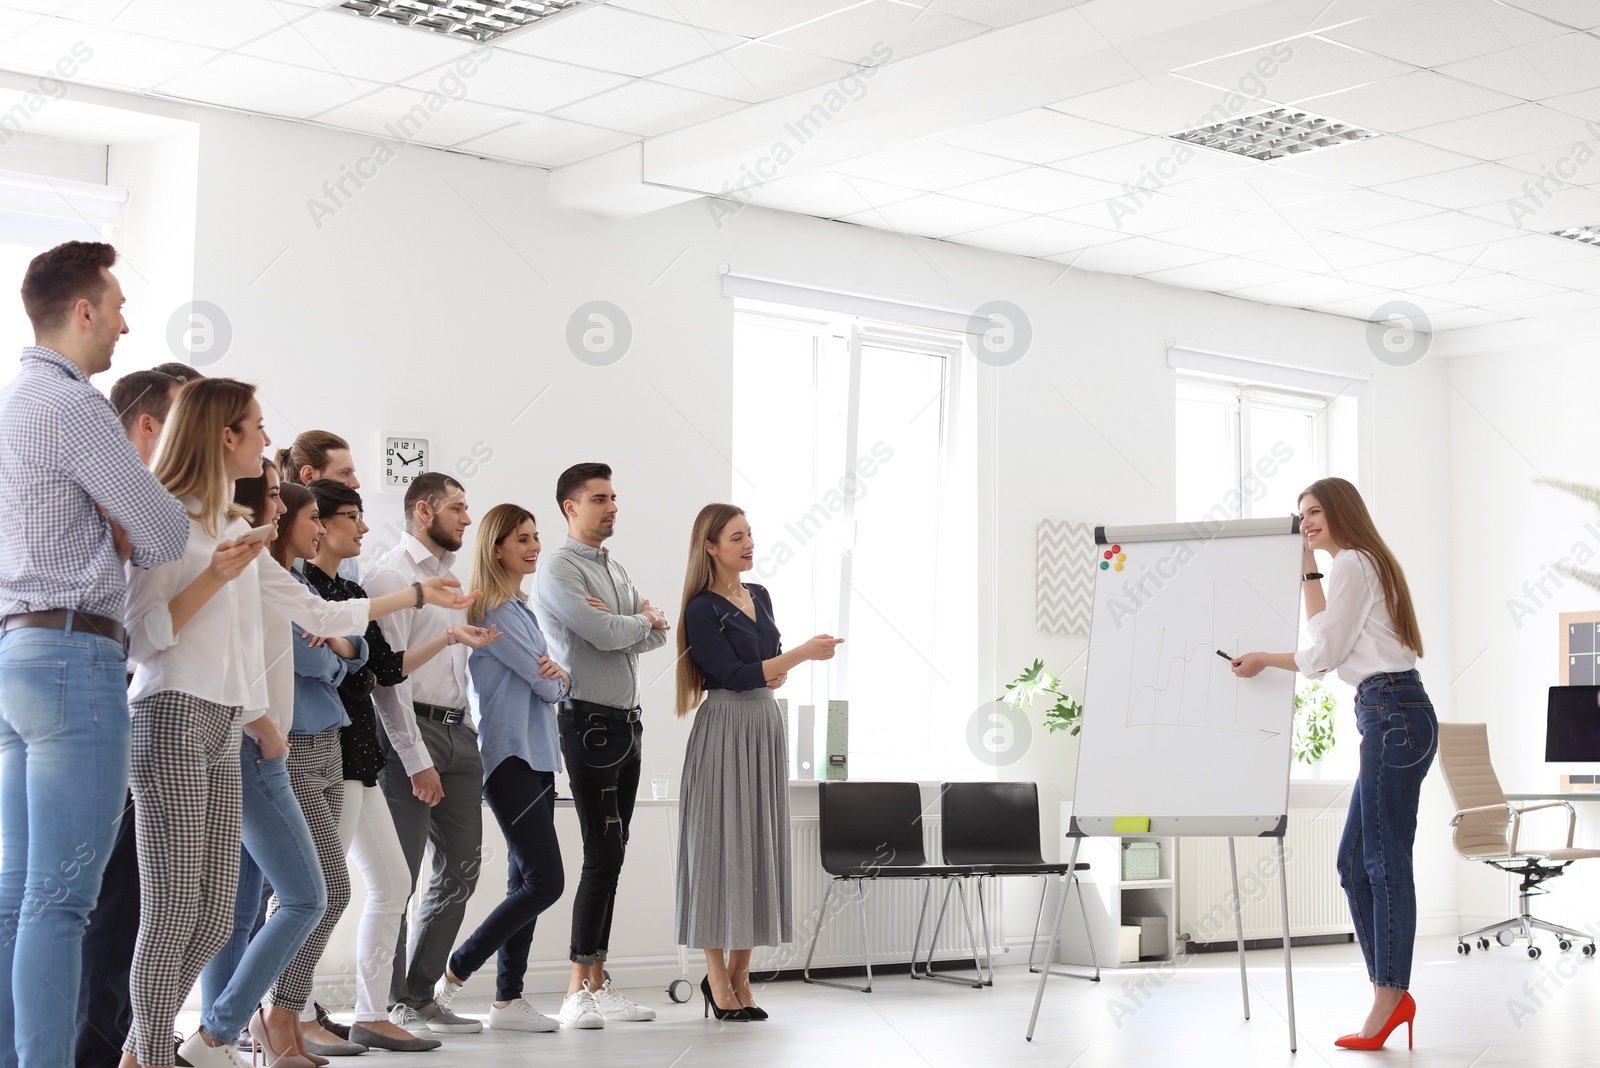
[908,879,934,981]
[1027,875,1049,973]
[803,879,874,993]
[976,876,995,986]
[802,881,836,984]
[858,880,873,992]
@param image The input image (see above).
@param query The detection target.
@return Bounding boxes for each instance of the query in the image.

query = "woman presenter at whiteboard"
[1230,477,1434,1053]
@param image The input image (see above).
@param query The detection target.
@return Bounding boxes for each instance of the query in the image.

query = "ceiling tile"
[0,17,218,90]
[949,215,1125,258]
[651,42,854,102]
[1225,274,1386,308]
[945,166,1121,214]
[1544,87,1600,122]
[1339,253,1493,289]
[1053,238,1221,274]
[1424,306,1516,329]
[933,109,1143,165]
[764,0,987,64]
[1053,191,1236,236]
[1158,213,1306,256]
[1350,209,1524,253]
[236,8,481,83]
[1496,142,1600,187]
[553,80,744,136]
[1374,162,1545,210]
[1482,289,1600,317]
[1465,185,1600,231]
[1414,270,1567,304]
[1294,71,1521,135]
[1247,233,1410,272]
[68,0,301,50]
[1436,33,1600,99]
[498,4,745,77]
[1513,251,1600,288]
[1160,167,1348,212]
[830,141,1027,190]
[1318,0,1562,68]
[1494,0,1600,29]
[1270,136,1479,184]
[1174,34,1410,105]
[1273,189,1442,229]
[155,54,380,119]
[836,193,1029,238]
[1046,74,1269,136]
[742,171,923,217]
[405,51,628,112]
[449,116,638,166]
[314,86,529,147]
[913,0,1085,28]
[1309,293,1465,321]
[1435,231,1599,270]
[1140,257,1308,292]
[1052,136,1259,185]
[609,0,858,38]
[1406,103,1599,160]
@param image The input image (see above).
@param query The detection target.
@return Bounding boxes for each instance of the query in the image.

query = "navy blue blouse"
[683,584,783,692]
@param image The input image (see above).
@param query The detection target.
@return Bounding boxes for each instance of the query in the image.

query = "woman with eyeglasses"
[122,381,481,1068]
[284,479,501,1054]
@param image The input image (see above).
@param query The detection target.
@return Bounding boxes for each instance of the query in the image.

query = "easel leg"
[1026,838,1081,1042]
[1228,837,1249,1021]
[1276,836,1297,1053]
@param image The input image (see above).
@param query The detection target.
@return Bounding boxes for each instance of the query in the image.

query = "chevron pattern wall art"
[1038,520,1094,634]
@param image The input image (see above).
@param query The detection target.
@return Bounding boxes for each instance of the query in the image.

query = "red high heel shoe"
[1335,991,1415,1050]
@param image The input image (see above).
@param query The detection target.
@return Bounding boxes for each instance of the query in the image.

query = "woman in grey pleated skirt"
[673,504,842,1020]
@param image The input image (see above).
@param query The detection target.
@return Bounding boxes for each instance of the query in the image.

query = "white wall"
[4,75,1469,991]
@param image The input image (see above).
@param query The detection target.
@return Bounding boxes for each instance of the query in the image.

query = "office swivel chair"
[1437,722,1600,959]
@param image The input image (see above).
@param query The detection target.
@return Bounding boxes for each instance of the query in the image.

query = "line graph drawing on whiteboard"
[1125,580,1281,739]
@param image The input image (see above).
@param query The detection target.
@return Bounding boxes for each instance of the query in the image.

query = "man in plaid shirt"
[0,241,188,1068]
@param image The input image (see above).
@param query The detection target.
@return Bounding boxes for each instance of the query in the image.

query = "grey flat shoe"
[348,1023,442,1052]
[303,1038,367,1057]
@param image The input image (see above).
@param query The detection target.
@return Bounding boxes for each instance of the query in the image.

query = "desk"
[1506,793,1600,802]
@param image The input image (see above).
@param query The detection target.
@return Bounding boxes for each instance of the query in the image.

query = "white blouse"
[126,503,371,715]
[1294,547,1417,687]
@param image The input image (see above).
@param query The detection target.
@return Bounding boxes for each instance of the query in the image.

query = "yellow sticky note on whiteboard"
[1113,816,1151,833]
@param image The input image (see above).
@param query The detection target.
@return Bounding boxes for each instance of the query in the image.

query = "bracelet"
[446,625,456,646]
[413,581,424,609]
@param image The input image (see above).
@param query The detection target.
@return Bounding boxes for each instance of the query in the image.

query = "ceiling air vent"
[1167,108,1378,161]
[339,0,589,43]
[1549,225,1600,247]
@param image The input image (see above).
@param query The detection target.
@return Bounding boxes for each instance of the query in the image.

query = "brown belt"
[0,609,126,647]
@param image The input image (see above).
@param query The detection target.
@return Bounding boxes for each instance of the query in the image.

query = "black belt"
[559,699,641,723]
[415,702,467,725]
[0,609,126,647]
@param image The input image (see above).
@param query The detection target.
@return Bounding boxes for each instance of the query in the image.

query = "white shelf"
[1057,802,1178,968]
[1121,878,1174,889]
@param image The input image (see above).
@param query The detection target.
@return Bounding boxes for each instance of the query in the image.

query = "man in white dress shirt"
[366,472,484,1034]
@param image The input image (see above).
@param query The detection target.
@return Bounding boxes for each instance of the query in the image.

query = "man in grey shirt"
[533,462,669,1029]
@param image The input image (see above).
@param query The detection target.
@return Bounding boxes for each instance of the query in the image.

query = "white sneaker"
[433,974,465,1014]
[388,1003,425,1029]
[593,979,656,1022]
[489,998,560,1033]
[177,1032,251,1068]
[556,982,606,1029]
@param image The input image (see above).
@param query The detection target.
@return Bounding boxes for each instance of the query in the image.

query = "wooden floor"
[180,935,1600,1066]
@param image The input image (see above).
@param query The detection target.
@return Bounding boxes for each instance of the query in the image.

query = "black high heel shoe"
[701,976,752,1021]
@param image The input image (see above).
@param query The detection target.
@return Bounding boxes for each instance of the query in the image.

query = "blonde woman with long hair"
[1231,477,1433,1052]
[121,379,479,1068]
[673,504,842,1021]
[432,503,572,1033]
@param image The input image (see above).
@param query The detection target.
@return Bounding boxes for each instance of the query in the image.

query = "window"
[733,309,975,780]
[1175,373,1360,780]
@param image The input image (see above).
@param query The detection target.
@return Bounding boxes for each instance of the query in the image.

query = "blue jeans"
[199,735,326,1045]
[1338,669,1436,991]
[0,629,131,1068]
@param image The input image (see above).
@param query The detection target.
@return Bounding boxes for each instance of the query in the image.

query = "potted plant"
[1002,658,1084,735]
[1294,681,1338,772]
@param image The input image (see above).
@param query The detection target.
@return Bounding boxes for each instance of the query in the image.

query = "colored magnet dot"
[1113,562,1124,571]
[1111,544,1121,553]
[1116,552,1126,562]
[1100,560,1109,570]
[1103,550,1114,560]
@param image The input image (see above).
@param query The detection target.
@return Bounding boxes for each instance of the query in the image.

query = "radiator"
[1177,808,1352,946]
[753,817,1005,973]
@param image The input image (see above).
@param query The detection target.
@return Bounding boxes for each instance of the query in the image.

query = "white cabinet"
[1055,803,1176,968]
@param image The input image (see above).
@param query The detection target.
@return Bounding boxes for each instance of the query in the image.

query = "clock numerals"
[385,437,429,488]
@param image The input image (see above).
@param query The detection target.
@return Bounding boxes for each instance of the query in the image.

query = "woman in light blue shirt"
[434,503,572,1033]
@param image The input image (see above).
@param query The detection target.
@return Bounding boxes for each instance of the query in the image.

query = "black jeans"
[557,706,642,965]
[73,792,138,1068]
[448,758,563,1001]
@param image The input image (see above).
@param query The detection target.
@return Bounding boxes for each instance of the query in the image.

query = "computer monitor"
[1545,686,1600,763]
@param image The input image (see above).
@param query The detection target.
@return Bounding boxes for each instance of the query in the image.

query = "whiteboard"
[1069,518,1303,838]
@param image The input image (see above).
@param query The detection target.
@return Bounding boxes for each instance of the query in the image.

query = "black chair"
[802,781,979,992]
[933,781,1099,985]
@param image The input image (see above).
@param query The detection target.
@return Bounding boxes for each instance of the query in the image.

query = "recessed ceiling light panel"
[339,0,590,43]
[1550,225,1600,247]
[1166,108,1378,161]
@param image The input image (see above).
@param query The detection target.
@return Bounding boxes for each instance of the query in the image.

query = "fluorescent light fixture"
[1549,224,1600,247]
[1167,108,1378,161]
[338,0,589,42]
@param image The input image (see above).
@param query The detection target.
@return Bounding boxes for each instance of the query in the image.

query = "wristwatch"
[1303,572,1324,581]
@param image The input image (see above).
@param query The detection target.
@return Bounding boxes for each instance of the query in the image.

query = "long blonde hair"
[1299,477,1424,657]
[674,503,746,718]
[151,377,256,537]
[469,503,536,625]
